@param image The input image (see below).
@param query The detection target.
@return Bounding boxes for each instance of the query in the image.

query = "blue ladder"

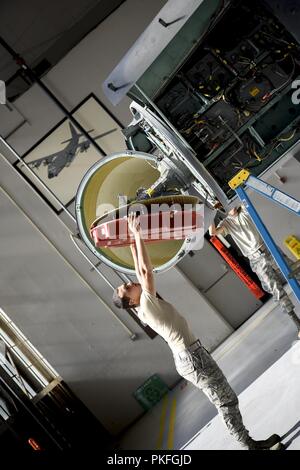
[229,169,300,303]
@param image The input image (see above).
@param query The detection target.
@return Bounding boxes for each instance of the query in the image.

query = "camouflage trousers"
[173,340,254,449]
[248,248,300,330]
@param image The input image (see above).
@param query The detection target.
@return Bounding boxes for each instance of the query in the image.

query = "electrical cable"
[278,129,297,142]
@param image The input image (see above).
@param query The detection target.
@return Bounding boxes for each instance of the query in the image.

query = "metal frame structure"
[229,169,300,303]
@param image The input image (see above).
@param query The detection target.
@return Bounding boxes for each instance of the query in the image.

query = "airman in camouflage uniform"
[210,205,300,337]
[114,214,283,450]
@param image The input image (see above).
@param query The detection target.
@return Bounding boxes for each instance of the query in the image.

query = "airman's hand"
[128,212,141,235]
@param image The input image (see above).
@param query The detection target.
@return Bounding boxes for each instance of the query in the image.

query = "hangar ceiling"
[0,0,125,100]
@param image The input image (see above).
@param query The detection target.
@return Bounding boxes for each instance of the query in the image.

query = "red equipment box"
[90,210,202,248]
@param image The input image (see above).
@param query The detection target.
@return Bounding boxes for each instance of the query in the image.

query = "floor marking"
[167,398,177,450]
[156,395,168,449]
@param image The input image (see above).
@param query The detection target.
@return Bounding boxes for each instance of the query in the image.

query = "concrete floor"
[119,287,300,450]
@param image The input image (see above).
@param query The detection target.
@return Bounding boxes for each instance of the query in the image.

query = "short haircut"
[112,288,131,310]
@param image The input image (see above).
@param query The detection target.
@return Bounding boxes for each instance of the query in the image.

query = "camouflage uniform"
[218,204,300,332]
[173,340,255,449]
[248,247,300,330]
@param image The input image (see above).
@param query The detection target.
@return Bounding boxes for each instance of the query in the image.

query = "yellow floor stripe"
[167,398,177,450]
[156,395,168,450]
